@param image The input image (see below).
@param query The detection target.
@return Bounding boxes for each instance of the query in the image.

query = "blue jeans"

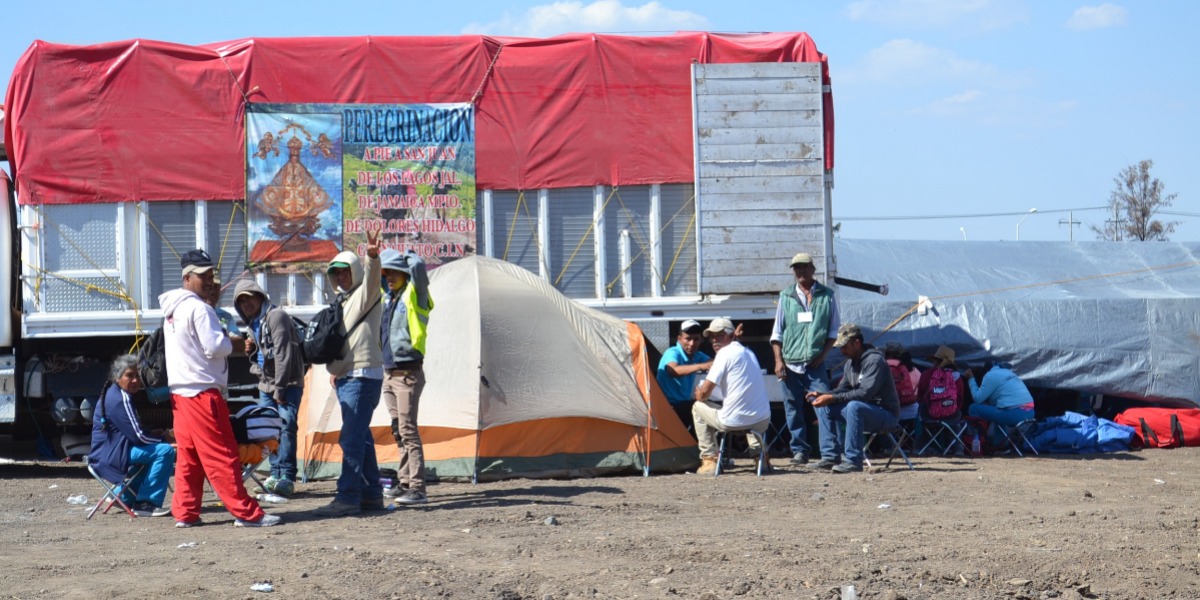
[781,368,830,455]
[819,400,898,466]
[334,377,384,504]
[968,403,1034,428]
[126,443,176,507]
[258,385,303,482]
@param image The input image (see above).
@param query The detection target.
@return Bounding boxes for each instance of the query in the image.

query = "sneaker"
[132,501,171,517]
[394,489,428,505]
[360,497,387,511]
[314,499,362,517]
[271,479,295,497]
[175,519,202,528]
[383,484,409,499]
[811,458,839,470]
[831,461,863,474]
[788,452,810,466]
[263,476,279,494]
[235,514,282,527]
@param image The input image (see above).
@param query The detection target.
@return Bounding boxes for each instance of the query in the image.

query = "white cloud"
[909,89,983,117]
[842,39,1022,88]
[463,0,708,38]
[845,0,1026,31]
[1065,4,1127,31]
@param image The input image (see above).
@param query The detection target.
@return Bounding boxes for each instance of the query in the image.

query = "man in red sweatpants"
[160,249,280,528]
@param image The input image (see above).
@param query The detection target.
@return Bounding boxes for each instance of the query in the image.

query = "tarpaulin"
[4,32,831,205]
[833,239,1200,405]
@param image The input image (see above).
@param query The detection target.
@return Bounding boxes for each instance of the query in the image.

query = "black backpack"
[258,307,312,366]
[137,320,169,388]
[301,296,380,365]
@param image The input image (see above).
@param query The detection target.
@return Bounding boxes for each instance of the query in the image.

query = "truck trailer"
[0,32,837,450]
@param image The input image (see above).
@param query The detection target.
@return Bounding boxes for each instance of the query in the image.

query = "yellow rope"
[553,188,618,286]
[215,200,241,273]
[134,203,183,262]
[20,259,134,303]
[605,191,696,294]
[500,191,524,262]
[662,195,697,286]
[610,188,665,284]
[34,206,127,294]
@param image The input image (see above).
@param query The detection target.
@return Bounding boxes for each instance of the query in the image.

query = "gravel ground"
[2,447,1199,600]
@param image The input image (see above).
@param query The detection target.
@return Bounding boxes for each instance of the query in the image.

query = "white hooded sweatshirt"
[159,288,233,397]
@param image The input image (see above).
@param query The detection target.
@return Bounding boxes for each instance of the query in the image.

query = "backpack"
[889,361,918,406]
[137,320,168,388]
[301,296,381,365]
[926,368,960,419]
[230,404,283,444]
[259,307,311,366]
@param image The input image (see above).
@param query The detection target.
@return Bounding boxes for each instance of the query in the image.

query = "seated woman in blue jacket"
[965,362,1035,433]
[90,355,176,517]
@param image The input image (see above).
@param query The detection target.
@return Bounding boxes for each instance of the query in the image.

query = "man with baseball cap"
[656,319,714,437]
[807,323,900,473]
[316,228,385,517]
[160,249,280,527]
[692,318,771,475]
[379,248,434,506]
[770,251,840,466]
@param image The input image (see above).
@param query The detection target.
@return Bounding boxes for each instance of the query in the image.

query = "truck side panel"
[693,62,829,295]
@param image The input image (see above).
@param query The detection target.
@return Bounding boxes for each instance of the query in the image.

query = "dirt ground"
[2,447,1199,600]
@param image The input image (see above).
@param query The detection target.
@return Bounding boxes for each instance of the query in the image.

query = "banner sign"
[246,103,476,271]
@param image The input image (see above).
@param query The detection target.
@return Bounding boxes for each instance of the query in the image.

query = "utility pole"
[1059,211,1082,242]
[1106,204,1126,241]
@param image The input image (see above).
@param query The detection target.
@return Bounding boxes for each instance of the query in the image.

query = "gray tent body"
[832,239,1200,406]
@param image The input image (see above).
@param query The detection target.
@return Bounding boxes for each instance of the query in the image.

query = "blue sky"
[2,0,1195,242]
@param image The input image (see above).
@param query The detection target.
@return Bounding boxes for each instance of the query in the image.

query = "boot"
[696,456,719,475]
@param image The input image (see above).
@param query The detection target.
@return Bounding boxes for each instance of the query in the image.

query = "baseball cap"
[680,319,703,334]
[180,249,214,277]
[790,252,814,267]
[832,323,863,348]
[703,317,735,338]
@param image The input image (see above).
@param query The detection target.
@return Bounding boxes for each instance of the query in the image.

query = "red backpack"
[888,361,918,406]
[926,368,960,419]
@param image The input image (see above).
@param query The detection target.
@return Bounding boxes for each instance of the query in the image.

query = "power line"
[834,206,1108,222]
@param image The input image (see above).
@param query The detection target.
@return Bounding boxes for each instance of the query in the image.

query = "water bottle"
[970,434,982,456]
[256,492,288,504]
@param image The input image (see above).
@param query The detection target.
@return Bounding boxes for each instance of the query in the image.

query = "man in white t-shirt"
[692,318,772,475]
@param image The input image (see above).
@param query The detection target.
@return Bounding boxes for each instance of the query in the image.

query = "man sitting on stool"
[807,323,900,473]
[692,318,771,475]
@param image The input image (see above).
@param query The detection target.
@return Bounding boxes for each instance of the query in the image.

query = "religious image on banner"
[246,109,343,269]
[246,103,476,273]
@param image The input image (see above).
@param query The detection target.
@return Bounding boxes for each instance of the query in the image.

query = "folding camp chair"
[994,419,1039,457]
[918,410,969,456]
[85,459,146,520]
[714,428,770,476]
[238,439,280,495]
[864,426,915,471]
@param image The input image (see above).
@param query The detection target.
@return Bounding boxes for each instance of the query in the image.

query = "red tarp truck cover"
[4,32,832,205]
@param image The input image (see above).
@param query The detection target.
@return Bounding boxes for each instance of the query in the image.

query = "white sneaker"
[235,514,282,527]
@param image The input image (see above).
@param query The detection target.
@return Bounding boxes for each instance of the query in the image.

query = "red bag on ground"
[1113,407,1200,448]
